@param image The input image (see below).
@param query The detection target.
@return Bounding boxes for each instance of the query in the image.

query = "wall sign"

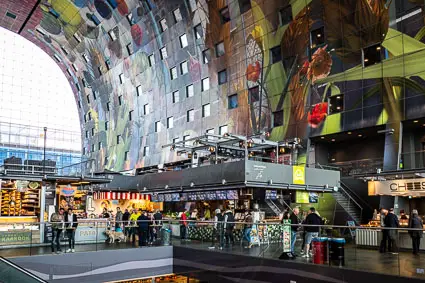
[0,231,31,244]
[293,166,305,185]
[368,178,425,196]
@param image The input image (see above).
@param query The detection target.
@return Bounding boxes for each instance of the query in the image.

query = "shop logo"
[293,166,305,185]
[61,187,75,196]
[390,181,425,192]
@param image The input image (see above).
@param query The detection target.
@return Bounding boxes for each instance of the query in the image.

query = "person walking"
[224,209,235,246]
[180,210,188,240]
[409,209,423,255]
[209,209,224,249]
[137,210,149,247]
[290,207,300,256]
[303,207,322,258]
[243,210,253,248]
[65,207,78,253]
[379,208,388,253]
[385,208,399,254]
[122,209,130,237]
[50,208,65,254]
[129,209,140,244]
[115,207,123,231]
[152,210,163,242]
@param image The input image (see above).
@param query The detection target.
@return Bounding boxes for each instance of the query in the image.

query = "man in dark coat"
[384,208,399,254]
[137,210,149,246]
[409,209,423,255]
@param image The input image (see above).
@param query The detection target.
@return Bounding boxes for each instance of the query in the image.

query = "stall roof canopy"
[98,160,340,193]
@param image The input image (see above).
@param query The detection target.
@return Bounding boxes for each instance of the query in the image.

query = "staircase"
[265,199,282,216]
[332,186,363,224]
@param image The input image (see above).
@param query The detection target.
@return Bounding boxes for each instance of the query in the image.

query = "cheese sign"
[293,166,305,185]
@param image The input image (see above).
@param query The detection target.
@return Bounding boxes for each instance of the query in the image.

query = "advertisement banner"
[296,191,309,203]
[368,179,425,196]
[293,166,305,185]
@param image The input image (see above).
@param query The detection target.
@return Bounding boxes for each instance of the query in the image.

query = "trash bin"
[161,228,171,246]
[329,238,345,267]
[312,237,328,264]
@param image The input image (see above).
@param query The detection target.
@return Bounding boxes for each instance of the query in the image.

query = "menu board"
[188,193,197,201]
[158,194,165,202]
[226,190,238,200]
[171,193,180,201]
[265,190,277,200]
[309,192,319,203]
[164,194,172,202]
[206,191,216,200]
[216,191,227,200]
[296,191,309,204]
[180,193,188,201]
[151,194,159,202]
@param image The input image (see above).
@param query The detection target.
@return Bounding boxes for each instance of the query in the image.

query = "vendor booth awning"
[93,191,151,200]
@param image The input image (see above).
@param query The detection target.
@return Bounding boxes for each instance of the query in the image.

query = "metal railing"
[0,256,46,282]
[335,184,363,223]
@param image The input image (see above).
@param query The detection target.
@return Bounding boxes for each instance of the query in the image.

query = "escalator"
[0,257,46,283]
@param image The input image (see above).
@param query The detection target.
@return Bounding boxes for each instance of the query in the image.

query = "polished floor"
[2,239,425,280]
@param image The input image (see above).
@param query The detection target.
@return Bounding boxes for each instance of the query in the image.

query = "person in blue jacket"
[137,210,149,247]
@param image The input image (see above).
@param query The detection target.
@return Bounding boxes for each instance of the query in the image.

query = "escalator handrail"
[0,256,47,283]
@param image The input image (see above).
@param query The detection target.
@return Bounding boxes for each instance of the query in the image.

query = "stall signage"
[368,178,425,196]
[61,186,75,196]
[0,231,31,244]
[293,166,305,185]
[75,227,107,242]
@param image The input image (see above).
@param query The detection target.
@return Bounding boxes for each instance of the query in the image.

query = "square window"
[282,56,296,71]
[201,77,210,91]
[186,84,194,97]
[328,94,344,114]
[136,85,142,96]
[118,95,123,105]
[280,5,293,26]
[87,95,91,104]
[67,68,73,76]
[194,24,203,39]
[160,47,168,60]
[202,49,210,64]
[173,8,183,22]
[170,67,178,80]
[82,53,89,62]
[218,69,227,85]
[144,146,149,157]
[363,44,383,67]
[228,94,238,109]
[202,104,210,117]
[310,26,325,49]
[159,18,168,32]
[106,101,111,111]
[129,110,134,121]
[172,90,180,103]
[105,121,109,130]
[117,135,122,144]
[126,13,134,25]
[273,110,284,127]
[220,6,230,24]
[73,33,82,43]
[88,112,92,120]
[238,0,251,14]
[98,142,103,150]
[78,100,82,109]
[124,151,129,161]
[179,34,188,48]
[126,43,133,55]
[173,137,180,144]
[206,128,214,134]
[144,103,149,115]
[155,121,161,132]
[85,131,89,138]
[180,61,188,74]
[183,135,190,146]
[270,46,282,64]
[108,29,117,41]
[219,125,228,135]
[76,83,81,91]
[84,114,87,123]
[189,0,197,12]
[82,78,88,88]
[187,109,194,122]
[216,41,225,57]
[72,63,78,72]
[105,59,112,70]
[148,54,155,66]
[91,128,95,136]
[54,54,61,62]
[119,73,124,84]
[167,116,174,128]
[93,91,98,100]
[61,46,69,55]
[91,144,95,152]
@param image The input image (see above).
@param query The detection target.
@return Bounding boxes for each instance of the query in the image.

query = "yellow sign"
[295,192,309,204]
[293,166,305,185]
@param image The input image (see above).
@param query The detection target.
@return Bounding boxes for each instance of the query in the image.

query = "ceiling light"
[364,58,369,62]
[331,139,335,142]
[336,106,341,110]
[331,158,335,161]
[358,134,362,137]
[320,136,325,139]
[376,46,381,50]
[336,96,341,99]
[317,34,321,38]
[348,132,352,135]
[414,120,419,123]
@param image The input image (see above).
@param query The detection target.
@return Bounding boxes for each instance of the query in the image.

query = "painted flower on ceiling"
[246,61,261,82]
[308,102,328,128]
[307,45,332,83]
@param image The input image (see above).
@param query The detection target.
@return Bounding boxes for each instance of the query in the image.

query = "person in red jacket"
[180,210,188,240]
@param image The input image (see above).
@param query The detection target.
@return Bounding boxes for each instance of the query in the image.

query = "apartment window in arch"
[218,69,227,85]
[78,100,82,109]
[228,94,238,109]
[248,86,259,104]
[86,95,91,104]
[143,146,149,157]
[183,135,190,146]
[129,110,134,121]
[88,112,92,121]
[155,121,161,132]
[108,29,117,41]
[363,43,383,67]
[93,91,98,100]
[118,95,123,105]
[239,0,251,14]
[126,43,134,55]
[179,34,188,48]
[85,131,89,139]
[279,5,292,26]
[76,83,81,91]
[160,46,168,60]
[98,142,102,150]
[310,26,325,49]
[159,18,168,32]
[136,85,142,96]
[270,46,282,64]
[170,66,178,80]
[105,121,109,130]
[187,109,195,122]
[220,6,230,24]
[202,103,211,117]
[186,84,194,97]
[167,116,174,129]
[194,24,203,39]
[72,63,78,72]
[216,41,225,57]
[219,125,228,135]
[117,135,122,144]
[202,49,210,64]
[148,54,155,67]
[106,101,111,111]
[91,128,95,137]
[180,61,188,75]
[124,151,129,161]
[173,8,183,23]
[272,110,284,127]
[144,103,149,115]
[91,144,95,152]
[201,77,210,91]
[82,53,89,63]
[172,90,180,103]
[119,73,124,84]
[126,13,134,25]
[328,94,344,115]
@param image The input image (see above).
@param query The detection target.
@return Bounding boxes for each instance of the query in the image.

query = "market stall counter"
[73,218,108,243]
[0,216,40,247]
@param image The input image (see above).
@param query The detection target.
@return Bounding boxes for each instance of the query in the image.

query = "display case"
[0,189,40,217]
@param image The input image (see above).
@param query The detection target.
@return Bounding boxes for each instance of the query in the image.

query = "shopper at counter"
[122,209,130,237]
[137,210,149,246]
[65,207,78,253]
[303,207,322,258]
[129,209,140,244]
[102,207,110,219]
[115,207,123,230]
[290,207,300,256]
[243,211,253,248]
[210,209,224,250]
[385,208,399,254]
[180,210,188,240]
[50,208,65,254]
[224,209,235,246]
[409,209,423,256]
[379,208,388,253]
